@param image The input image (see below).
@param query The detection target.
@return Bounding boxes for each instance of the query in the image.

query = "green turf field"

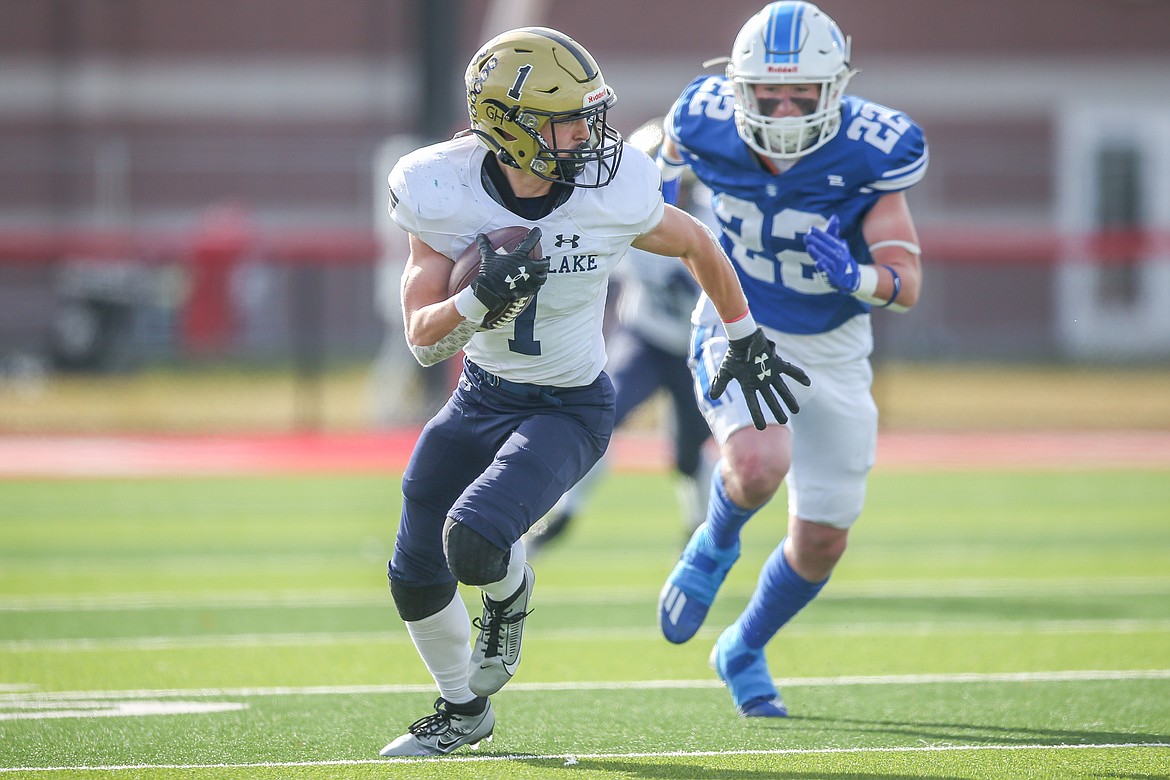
[2,468,1168,778]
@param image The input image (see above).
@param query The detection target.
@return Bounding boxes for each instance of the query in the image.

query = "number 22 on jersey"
[713,195,831,296]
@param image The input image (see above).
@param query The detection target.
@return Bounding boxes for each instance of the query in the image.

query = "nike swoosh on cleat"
[435,732,469,752]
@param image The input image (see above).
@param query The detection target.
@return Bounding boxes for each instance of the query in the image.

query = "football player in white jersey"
[655,1,928,718]
[380,26,809,756]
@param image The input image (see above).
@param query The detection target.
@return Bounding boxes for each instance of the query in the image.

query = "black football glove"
[471,227,549,312]
[710,328,811,430]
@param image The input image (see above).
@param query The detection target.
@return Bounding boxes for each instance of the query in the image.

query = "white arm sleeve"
[406,319,478,367]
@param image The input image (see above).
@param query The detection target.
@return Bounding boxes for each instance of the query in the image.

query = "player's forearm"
[635,206,752,324]
[860,192,921,312]
[400,254,473,347]
[402,297,469,347]
[682,252,750,324]
[672,214,753,325]
[862,246,921,312]
[401,278,481,365]
[405,316,477,367]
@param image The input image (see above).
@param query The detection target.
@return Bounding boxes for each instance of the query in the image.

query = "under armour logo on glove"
[710,328,811,430]
[471,227,548,311]
[505,267,530,289]
[753,353,771,382]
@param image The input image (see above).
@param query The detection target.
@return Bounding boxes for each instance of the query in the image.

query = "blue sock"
[705,466,757,549]
[737,538,827,650]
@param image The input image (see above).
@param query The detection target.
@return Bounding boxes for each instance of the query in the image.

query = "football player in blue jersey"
[656,1,928,718]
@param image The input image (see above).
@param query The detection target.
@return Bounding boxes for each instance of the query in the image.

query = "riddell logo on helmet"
[767,65,799,73]
[582,87,608,107]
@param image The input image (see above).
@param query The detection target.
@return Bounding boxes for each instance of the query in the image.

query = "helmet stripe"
[763,2,803,64]
[791,4,805,61]
[527,27,597,80]
[829,23,845,52]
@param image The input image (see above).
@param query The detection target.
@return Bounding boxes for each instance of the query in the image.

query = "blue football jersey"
[667,76,928,335]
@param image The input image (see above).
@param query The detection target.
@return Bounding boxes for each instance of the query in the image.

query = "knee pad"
[443,517,509,586]
[388,576,458,622]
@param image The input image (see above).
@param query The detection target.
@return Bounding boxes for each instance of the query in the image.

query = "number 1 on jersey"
[507,293,541,355]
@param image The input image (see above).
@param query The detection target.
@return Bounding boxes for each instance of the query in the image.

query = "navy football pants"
[389,360,615,589]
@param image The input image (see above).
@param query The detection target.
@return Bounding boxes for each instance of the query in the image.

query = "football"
[448,225,543,330]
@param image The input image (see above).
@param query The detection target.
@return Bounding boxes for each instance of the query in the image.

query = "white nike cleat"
[469,562,534,696]
[379,697,494,757]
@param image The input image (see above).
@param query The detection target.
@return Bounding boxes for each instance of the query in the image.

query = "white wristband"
[855,264,879,298]
[454,286,490,322]
[723,312,758,341]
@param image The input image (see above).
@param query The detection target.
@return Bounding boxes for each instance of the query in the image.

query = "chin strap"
[466,128,522,170]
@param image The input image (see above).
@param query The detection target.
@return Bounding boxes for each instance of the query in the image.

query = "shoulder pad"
[668,77,739,164]
[840,97,929,192]
[389,142,468,227]
[609,147,665,234]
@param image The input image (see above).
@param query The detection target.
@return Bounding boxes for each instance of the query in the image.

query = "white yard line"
[2,741,1167,773]
[0,701,248,721]
[4,617,1169,653]
[2,668,1168,703]
[0,591,386,612]
[2,576,1169,611]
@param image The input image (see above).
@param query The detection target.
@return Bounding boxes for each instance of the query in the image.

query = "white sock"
[480,539,527,603]
[404,594,475,704]
[676,451,715,534]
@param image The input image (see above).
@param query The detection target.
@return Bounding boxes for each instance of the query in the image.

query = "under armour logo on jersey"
[753,353,771,382]
[827,175,845,187]
[555,234,581,249]
[505,267,530,289]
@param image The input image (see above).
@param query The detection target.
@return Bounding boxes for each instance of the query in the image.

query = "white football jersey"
[389,135,665,387]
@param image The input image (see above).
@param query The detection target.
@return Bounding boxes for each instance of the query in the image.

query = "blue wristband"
[879,265,902,308]
[661,176,681,206]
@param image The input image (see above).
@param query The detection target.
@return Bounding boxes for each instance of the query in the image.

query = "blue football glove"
[804,215,860,293]
[709,328,811,430]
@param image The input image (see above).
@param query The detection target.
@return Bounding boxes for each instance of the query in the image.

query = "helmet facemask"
[731,69,852,160]
[523,93,623,187]
[727,1,855,161]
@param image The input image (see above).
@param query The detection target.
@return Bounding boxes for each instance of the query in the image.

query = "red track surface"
[1,430,1168,478]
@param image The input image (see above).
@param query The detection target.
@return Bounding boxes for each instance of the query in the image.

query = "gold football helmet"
[465,27,623,187]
